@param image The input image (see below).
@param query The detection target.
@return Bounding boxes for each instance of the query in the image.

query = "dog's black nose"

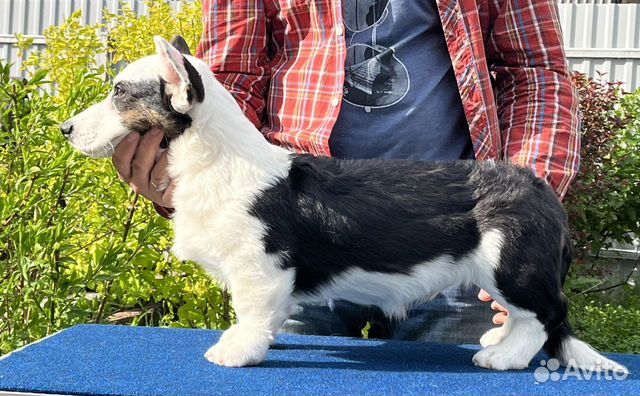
[60,122,73,137]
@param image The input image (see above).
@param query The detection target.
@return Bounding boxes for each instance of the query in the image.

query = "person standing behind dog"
[112,0,580,343]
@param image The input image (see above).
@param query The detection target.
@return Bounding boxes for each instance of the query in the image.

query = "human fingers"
[112,133,140,182]
[129,128,164,197]
[160,182,176,208]
[491,300,508,314]
[478,289,492,302]
[493,312,507,325]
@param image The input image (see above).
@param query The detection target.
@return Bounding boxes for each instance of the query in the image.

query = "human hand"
[112,128,175,208]
[478,289,508,325]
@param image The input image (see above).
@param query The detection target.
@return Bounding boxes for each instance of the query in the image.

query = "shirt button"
[336,26,344,36]
[331,97,340,107]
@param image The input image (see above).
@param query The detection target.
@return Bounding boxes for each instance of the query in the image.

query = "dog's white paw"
[472,345,529,371]
[480,327,507,348]
[204,325,270,367]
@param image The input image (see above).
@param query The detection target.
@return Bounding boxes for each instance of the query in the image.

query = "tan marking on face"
[120,108,187,140]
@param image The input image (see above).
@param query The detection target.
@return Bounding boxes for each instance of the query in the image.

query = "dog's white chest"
[168,179,292,296]
[166,133,288,281]
[170,195,269,280]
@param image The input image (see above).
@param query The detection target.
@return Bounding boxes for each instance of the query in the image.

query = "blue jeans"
[281,286,495,344]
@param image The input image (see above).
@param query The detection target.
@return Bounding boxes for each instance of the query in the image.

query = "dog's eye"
[113,85,126,98]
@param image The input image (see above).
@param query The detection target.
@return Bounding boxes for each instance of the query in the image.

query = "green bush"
[564,73,640,256]
[566,260,640,354]
[561,74,640,354]
[1,0,230,356]
[104,0,202,64]
[569,295,640,354]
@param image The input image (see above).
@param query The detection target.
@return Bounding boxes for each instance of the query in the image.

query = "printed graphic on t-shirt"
[342,0,410,111]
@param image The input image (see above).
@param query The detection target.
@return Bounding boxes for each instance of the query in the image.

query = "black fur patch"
[250,155,481,293]
[158,78,193,148]
[182,57,205,104]
[170,35,192,55]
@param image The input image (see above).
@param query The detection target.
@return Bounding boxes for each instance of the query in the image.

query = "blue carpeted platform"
[0,324,637,395]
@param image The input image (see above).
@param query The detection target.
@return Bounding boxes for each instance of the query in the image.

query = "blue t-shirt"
[329,0,473,161]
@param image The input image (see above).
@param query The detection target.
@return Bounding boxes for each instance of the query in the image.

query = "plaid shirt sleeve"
[486,0,581,199]
[195,0,271,130]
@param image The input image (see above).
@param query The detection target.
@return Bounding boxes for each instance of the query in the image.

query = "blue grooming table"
[0,324,636,396]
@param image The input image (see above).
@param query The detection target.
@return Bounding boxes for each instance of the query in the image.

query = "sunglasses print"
[341,0,410,111]
[343,0,390,33]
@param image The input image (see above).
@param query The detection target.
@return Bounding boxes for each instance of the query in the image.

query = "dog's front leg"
[204,255,295,367]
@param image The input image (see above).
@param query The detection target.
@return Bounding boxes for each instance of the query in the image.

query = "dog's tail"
[543,233,628,374]
[544,321,628,374]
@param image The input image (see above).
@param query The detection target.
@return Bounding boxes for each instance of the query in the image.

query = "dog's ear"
[170,35,192,56]
[154,36,204,114]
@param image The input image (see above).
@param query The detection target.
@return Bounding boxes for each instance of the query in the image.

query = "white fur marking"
[298,230,505,319]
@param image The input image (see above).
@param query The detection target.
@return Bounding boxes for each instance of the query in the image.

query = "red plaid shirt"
[196,0,580,198]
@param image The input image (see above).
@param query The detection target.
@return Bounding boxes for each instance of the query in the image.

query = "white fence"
[558,0,640,3]
[558,3,640,90]
[1,1,640,90]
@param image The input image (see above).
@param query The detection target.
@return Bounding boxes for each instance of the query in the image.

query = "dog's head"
[60,36,205,158]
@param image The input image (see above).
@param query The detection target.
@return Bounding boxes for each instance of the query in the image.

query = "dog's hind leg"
[473,286,626,373]
[204,253,295,367]
[472,308,547,370]
[471,229,623,372]
[470,231,565,370]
